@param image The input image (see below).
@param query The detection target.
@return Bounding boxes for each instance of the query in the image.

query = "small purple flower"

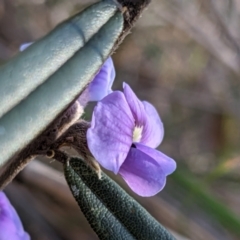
[87,83,176,197]
[87,57,115,101]
[20,42,115,103]
[78,57,115,105]
[0,192,30,240]
[19,42,33,52]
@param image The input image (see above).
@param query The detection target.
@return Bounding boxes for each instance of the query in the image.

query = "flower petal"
[0,192,30,240]
[123,83,147,126]
[135,143,176,175]
[87,91,135,173]
[118,147,167,197]
[87,57,116,101]
[140,101,164,148]
[19,42,33,51]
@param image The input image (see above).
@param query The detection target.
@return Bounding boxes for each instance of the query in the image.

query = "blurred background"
[1,0,240,239]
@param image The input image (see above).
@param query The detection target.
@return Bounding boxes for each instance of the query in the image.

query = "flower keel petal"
[135,143,176,175]
[119,148,167,197]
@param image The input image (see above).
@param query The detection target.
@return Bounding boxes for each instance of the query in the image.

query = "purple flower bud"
[19,42,33,52]
[78,57,115,105]
[0,192,30,240]
[87,83,176,197]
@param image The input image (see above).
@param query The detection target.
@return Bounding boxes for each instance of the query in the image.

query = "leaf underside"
[64,158,175,240]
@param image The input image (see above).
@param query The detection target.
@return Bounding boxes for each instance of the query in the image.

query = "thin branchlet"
[50,120,101,178]
[113,0,152,49]
[0,102,83,190]
[46,149,69,164]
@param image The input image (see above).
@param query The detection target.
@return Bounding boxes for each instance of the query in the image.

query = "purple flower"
[78,57,115,105]
[19,42,33,52]
[0,192,30,240]
[20,42,115,104]
[87,83,176,197]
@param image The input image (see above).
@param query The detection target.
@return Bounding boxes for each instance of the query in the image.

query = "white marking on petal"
[132,125,143,142]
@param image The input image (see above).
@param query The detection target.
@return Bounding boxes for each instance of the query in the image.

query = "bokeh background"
[1,0,240,239]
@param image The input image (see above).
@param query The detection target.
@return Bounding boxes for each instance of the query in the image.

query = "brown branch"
[0,102,82,190]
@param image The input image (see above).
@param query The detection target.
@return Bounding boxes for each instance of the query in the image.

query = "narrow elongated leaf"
[0,0,118,118]
[0,0,152,187]
[64,157,175,240]
[0,11,124,167]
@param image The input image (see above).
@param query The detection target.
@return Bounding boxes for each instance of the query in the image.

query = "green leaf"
[0,3,124,167]
[0,0,118,119]
[64,157,175,240]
